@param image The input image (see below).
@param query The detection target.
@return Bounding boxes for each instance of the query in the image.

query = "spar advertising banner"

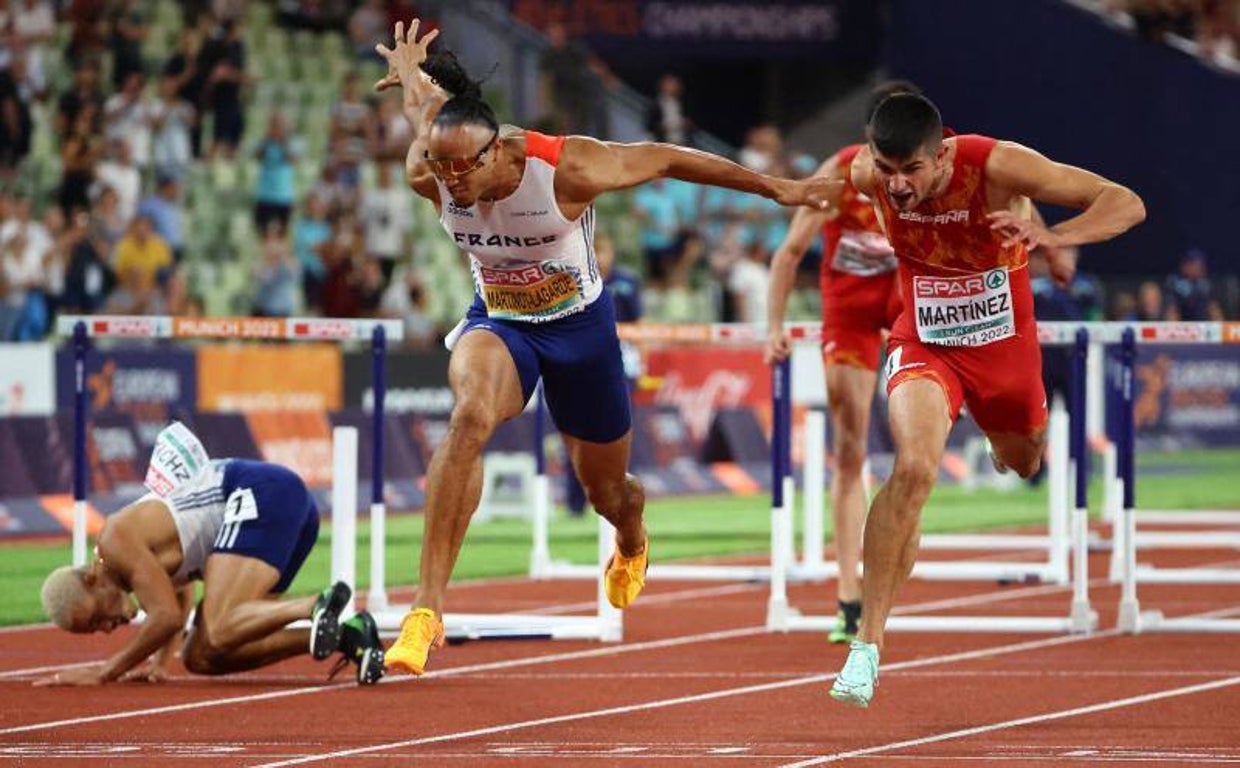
[0,343,55,415]
[1118,344,1240,447]
[343,348,453,414]
[198,344,341,412]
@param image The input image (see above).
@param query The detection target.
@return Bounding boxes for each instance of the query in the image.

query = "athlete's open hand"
[373,19,440,92]
[118,660,170,684]
[774,176,841,210]
[764,328,792,364]
[34,665,105,687]
[987,210,1066,251]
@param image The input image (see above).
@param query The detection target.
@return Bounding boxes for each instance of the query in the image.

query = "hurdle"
[529,322,1075,587]
[60,314,621,643]
[767,326,1096,634]
[1100,323,1240,633]
[1093,323,1240,584]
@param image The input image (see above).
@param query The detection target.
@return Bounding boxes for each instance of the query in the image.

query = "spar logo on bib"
[913,267,1016,347]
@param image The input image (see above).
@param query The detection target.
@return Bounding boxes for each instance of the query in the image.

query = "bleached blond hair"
[40,565,91,631]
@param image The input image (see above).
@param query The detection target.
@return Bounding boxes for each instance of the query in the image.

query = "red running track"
[1,548,1238,767]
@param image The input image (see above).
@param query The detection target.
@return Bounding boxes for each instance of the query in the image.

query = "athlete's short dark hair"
[868,92,942,159]
[421,51,498,134]
[865,80,922,124]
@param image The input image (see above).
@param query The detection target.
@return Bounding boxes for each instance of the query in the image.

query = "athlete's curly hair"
[420,50,498,133]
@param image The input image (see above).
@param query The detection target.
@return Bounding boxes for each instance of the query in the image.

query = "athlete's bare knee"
[586,473,643,524]
[889,454,938,504]
[447,400,498,452]
[835,435,867,478]
[1010,451,1042,479]
[182,633,225,675]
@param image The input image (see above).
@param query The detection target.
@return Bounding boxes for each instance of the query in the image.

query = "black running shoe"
[328,611,385,686]
[309,582,352,660]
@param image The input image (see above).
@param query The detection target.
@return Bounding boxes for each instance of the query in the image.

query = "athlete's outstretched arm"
[556,136,837,210]
[985,141,1146,250]
[765,157,840,363]
[374,19,445,202]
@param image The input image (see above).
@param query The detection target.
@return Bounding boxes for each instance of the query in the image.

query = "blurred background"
[0,0,1234,344]
[0,0,1238,614]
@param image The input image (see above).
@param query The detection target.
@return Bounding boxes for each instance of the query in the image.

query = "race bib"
[913,268,1015,347]
[831,229,897,276]
[478,261,583,320]
[145,422,211,498]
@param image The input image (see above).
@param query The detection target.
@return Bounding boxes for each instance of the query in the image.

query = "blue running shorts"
[459,291,632,443]
[213,460,319,593]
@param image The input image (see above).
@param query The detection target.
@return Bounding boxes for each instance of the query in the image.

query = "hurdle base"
[1134,566,1240,585]
[777,614,1083,634]
[1070,601,1098,634]
[369,607,621,642]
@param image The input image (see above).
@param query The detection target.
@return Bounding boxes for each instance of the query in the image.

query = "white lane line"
[777,675,1240,767]
[0,662,96,680]
[0,625,767,736]
[0,577,1109,736]
[0,569,1070,682]
[246,631,1125,767]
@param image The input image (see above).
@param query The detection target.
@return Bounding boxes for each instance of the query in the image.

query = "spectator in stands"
[632,178,683,287]
[112,215,172,298]
[12,1,56,94]
[538,21,611,136]
[646,73,693,146]
[162,27,205,158]
[162,264,202,317]
[108,0,148,90]
[59,108,102,217]
[350,0,389,62]
[103,72,155,171]
[201,18,246,159]
[89,185,127,259]
[1164,248,1224,320]
[65,0,108,69]
[0,195,51,340]
[380,265,437,348]
[1136,279,1168,321]
[94,139,141,225]
[359,162,411,286]
[253,222,300,318]
[41,206,70,322]
[319,213,364,318]
[312,158,359,218]
[1030,247,1091,412]
[137,173,186,264]
[726,238,771,325]
[357,256,386,316]
[597,232,642,324]
[60,209,115,315]
[293,194,331,310]
[150,75,196,178]
[367,96,412,163]
[329,71,374,189]
[0,55,33,181]
[254,111,299,232]
[56,62,104,140]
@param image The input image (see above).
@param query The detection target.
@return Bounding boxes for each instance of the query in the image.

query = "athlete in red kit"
[829,93,1145,707]
[766,82,918,645]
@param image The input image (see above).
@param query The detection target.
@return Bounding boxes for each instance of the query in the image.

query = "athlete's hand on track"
[33,665,105,687]
[764,329,792,365]
[775,176,841,210]
[119,660,170,683]
[374,19,440,92]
